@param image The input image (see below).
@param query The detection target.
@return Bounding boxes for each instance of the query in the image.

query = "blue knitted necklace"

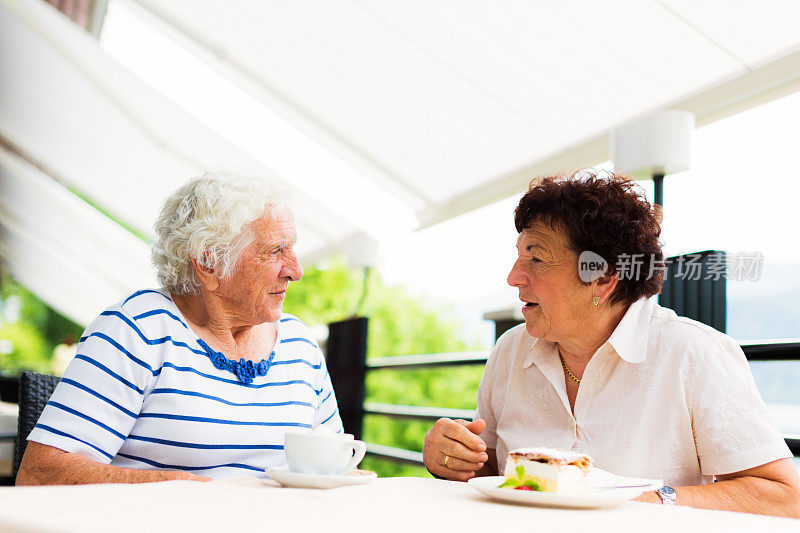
[196,338,274,385]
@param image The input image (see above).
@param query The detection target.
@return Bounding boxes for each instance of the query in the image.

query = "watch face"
[659,486,676,496]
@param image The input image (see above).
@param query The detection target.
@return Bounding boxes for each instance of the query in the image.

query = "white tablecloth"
[0,476,796,532]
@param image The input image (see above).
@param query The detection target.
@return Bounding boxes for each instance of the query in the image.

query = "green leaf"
[498,478,521,489]
[515,465,526,480]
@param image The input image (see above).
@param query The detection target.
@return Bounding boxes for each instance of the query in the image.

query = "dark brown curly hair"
[514,170,664,306]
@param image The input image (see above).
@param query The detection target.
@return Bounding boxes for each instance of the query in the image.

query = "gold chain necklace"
[559,353,581,384]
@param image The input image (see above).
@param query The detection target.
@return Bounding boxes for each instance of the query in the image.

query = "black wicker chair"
[13,372,61,479]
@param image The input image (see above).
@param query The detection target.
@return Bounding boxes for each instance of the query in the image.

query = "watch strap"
[657,485,677,505]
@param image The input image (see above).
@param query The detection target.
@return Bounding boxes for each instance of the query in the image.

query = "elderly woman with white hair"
[17,173,343,484]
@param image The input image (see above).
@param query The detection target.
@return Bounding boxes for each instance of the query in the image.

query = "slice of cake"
[500,447,593,493]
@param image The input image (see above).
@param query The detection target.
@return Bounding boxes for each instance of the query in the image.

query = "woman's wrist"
[634,490,663,504]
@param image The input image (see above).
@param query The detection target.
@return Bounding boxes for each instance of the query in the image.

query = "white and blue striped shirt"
[28,289,343,479]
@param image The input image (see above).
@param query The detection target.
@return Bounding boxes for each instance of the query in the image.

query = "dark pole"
[653,172,664,209]
[326,317,368,439]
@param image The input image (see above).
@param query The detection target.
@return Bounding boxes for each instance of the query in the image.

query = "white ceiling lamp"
[345,233,379,271]
[344,232,379,317]
[612,110,695,210]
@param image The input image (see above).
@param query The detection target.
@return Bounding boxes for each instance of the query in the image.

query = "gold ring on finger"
[443,455,450,467]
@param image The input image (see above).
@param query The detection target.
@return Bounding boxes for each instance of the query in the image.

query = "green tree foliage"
[0,321,50,373]
[284,261,479,358]
[285,260,487,477]
[0,275,83,374]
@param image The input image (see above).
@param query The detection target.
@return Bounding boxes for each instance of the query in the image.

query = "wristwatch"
[657,485,677,505]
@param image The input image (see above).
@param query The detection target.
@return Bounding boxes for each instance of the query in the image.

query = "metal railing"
[363,341,800,465]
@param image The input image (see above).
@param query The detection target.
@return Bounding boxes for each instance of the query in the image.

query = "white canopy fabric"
[2,0,800,325]
[130,0,800,226]
[0,0,362,255]
[0,145,155,325]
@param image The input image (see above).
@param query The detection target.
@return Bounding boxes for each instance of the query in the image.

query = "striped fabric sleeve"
[313,365,343,434]
[27,308,156,463]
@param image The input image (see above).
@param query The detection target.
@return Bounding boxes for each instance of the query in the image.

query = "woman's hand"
[423,418,489,481]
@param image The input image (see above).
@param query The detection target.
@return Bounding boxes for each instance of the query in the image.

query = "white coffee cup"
[284,431,367,476]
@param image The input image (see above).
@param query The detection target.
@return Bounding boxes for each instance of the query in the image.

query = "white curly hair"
[152,172,289,295]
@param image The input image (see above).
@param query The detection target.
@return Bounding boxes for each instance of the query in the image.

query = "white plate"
[468,469,662,509]
[266,465,377,489]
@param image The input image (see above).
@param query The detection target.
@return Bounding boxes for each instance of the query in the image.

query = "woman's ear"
[191,256,220,292]
[593,271,620,305]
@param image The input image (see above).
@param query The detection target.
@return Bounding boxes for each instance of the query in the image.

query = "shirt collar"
[522,336,553,369]
[520,296,654,368]
[604,296,655,364]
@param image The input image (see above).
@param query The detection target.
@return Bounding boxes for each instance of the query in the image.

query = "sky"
[100,0,800,346]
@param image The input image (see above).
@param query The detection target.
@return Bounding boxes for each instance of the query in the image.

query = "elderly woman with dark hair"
[17,172,343,484]
[423,171,800,517]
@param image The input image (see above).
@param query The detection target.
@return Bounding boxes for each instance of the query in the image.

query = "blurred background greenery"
[0,260,488,478]
[0,274,84,374]
[284,260,486,477]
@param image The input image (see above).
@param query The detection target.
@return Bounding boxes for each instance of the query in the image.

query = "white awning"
[128,0,800,226]
[0,0,363,258]
[0,145,155,325]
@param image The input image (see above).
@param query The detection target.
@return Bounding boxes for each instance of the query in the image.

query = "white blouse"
[476,296,791,487]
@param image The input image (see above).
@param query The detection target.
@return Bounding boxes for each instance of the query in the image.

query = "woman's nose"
[284,251,303,282]
[507,257,525,287]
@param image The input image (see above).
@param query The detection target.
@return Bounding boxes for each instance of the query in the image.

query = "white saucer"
[266,465,377,489]
[468,469,662,509]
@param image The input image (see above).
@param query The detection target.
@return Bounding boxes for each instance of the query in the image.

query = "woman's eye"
[524,249,542,263]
